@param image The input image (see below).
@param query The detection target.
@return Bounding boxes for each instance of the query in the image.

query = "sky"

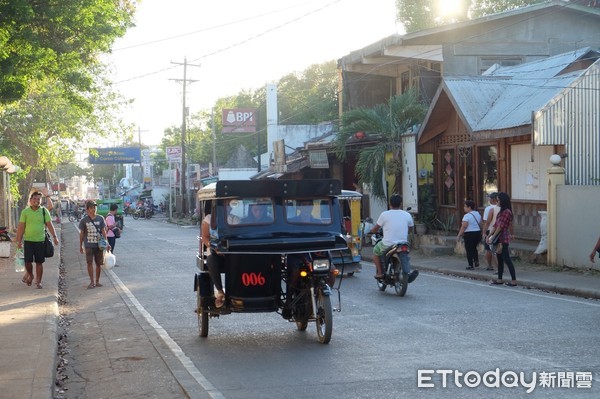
[103,0,401,145]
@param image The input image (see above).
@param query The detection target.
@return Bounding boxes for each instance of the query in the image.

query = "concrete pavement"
[360,244,600,300]
[1,222,599,398]
[0,224,60,399]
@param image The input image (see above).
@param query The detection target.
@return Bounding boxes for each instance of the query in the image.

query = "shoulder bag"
[87,215,108,250]
[42,208,54,257]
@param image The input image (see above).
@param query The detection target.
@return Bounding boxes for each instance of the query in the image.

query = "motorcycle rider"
[369,194,418,282]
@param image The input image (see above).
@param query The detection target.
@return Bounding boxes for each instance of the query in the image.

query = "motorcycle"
[132,207,153,220]
[282,252,336,341]
[0,226,11,242]
[371,233,419,296]
[67,210,82,222]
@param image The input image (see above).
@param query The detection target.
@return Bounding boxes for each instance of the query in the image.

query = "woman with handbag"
[79,200,111,289]
[106,203,121,254]
[14,191,60,289]
[487,192,517,286]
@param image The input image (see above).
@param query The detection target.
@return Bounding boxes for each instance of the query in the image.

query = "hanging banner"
[89,147,141,164]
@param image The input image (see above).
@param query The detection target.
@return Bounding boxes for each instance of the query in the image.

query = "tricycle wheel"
[315,290,332,344]
[197,289,208,337]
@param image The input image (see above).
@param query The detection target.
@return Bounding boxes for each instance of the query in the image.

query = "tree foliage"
[334,90,427,200]
[177,61,339,170]
[0,0,136,204]
[0,0,135,103]
[396,0,546,32]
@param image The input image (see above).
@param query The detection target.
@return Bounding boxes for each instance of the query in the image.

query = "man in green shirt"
[15,191,60,289]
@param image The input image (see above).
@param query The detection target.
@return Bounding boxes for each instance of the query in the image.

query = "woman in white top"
[457,200,482,270]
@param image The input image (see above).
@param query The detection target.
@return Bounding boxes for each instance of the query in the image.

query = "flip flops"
[490,280,504,285]
[214,292,225,308]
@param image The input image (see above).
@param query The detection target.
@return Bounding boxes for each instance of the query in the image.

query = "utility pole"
[211,108,217,175]
[138,126,149,189]
[170,57,200,215]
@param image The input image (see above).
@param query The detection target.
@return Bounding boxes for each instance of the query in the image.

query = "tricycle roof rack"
[198,179,342,200]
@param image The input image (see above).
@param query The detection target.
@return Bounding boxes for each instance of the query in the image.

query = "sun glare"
[437,0,463,18]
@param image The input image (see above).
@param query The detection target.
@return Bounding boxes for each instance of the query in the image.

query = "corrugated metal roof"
[444,48,593,133]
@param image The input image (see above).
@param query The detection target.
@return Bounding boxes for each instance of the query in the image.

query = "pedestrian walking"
[14,191,59,289]
[457,200,482,269]
[105,203,121,254]
[488,192,517,286]
[79,200,110,289]
[482,192,500,271]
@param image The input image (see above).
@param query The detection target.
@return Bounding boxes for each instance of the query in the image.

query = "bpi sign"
[222,108,257,133]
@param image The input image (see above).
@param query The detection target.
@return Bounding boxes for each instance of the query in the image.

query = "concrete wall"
[555,185,600,269]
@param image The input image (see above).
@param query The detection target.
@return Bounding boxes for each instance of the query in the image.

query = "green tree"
[277,60,338,124]
[334,90,427,201]
[179,61,339,170]
[0,1,136,204]
[0,0,135,103]
[396,0,545,32]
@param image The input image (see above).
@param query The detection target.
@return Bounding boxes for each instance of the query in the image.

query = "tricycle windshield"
[285,198,332,225]
[197,179,348,254]
[226,198,273,226]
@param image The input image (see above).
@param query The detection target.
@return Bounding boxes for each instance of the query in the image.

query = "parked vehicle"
[95,199,124,228]
[371,233,419,297]
[132,207,152,220]
[194,179,348,344]
[67,210,82,222]
[331,190,363,276]
[0,226,11,242]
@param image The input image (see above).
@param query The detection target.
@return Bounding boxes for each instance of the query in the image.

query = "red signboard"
[222,108,257,133]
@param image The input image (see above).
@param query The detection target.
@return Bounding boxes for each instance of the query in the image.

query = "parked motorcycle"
[132,207,153,220]
[0,226,11,242]
[67,210,82,222]
[371,233,418,296]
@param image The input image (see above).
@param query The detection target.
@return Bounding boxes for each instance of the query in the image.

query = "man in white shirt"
[369,194,417,282]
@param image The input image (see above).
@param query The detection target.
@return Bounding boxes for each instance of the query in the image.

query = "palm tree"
[334,90,427,201]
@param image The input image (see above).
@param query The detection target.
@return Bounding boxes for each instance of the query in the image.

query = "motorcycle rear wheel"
[376,278,387,291]
[393,258,408,297]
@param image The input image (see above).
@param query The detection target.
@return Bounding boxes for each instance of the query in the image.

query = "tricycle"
[332,189,364,276]
[194,179,348,344]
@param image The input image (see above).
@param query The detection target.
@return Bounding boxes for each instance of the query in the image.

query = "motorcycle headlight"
[312,258,330,271]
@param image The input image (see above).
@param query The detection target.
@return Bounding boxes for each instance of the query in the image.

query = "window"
[286,199,331,225]
[478,146,498,206]
[401,71,410,93]
[229,198,273,225]
[441,149,456,205]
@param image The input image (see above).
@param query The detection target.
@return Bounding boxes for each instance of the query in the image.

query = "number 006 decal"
[241,272,266,286]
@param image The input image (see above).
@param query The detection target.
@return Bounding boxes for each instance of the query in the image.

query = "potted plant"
[416,183,436,235]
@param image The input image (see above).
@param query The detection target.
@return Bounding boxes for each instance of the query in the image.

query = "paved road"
[57,218,600,398]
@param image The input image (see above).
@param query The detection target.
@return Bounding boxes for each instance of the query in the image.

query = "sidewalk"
[0,225,61,399]
[360,245,600,300]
